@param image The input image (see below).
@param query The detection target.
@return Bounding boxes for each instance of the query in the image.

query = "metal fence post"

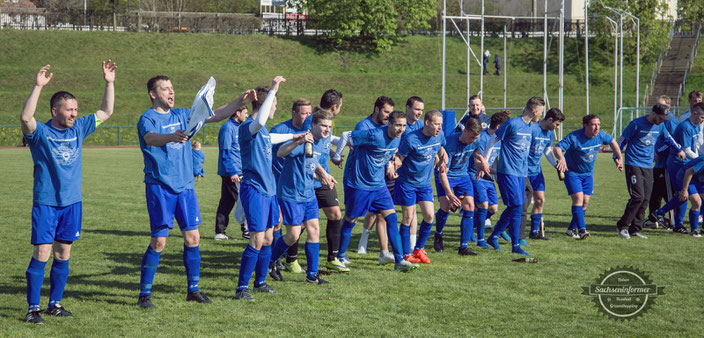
[117,126,121,146]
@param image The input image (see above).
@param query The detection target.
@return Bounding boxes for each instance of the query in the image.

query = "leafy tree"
[304,0,436,52]
[678,0,704,30]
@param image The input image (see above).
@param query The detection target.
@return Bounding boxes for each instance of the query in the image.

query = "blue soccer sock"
[183,245,200,293]
[675,201,688,227]
[530,214,542,234]
[658,196,681,216]
[237,245,260,290]
[475,208,488,241]
[506,206,522,247]
[489,207,511,240]
[571,205,586,230]
[270,235,292,264]
[459,210,474,248]
[26,257,46,310]
[48,258,69,306]
[435,209,449,236]
[400,224,411,255]
[337,220,356,259]
[254,245,272,287]
[305,242,320,279]
[139,245,162,296]
[689,209,700,232]
[415,220,433,250]
[384,213,403,263]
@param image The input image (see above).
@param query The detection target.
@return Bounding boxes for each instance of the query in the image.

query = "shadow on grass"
[85,229,147,237]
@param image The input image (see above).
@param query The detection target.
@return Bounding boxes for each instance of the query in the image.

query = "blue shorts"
[473,179,499,205]
[528,172,546,191]
[344,185,395,219]
[435,176,473,198]
[279,198,319,226]
[564,175,594,195]
[240,182,280,232]
[496,173,524,206]
[145,184,201,238]
[393,181,434,206]
[31,202,82,245]
[675,169,704,194]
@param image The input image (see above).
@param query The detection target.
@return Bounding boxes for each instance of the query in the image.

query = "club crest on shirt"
[48,137,79,165]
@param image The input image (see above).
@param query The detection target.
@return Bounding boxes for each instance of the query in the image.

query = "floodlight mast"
[585,0,589,115]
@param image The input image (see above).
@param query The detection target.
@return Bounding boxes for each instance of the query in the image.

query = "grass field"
[0,29,653,146]
[1,147,702,336]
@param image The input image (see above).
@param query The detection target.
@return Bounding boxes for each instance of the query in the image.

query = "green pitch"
[0,147,702,336]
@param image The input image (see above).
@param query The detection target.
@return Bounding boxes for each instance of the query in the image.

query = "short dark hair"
[691,102,704,115]
[689,90,703,101]
[374,96,395,112]
[468,94,481,103]
[312,106,334,125]
[464,116,482,135]
[490,110,511,129]
[583,114,600,125]
[292,98,311,113]
[50,91,76,110]
[320,89,342,110]
[424,109,442,122]
[523,96,545,115]
[147,75,170,93]
[406,96,423,108]
[252,86,271,111]
[545,108,565,122]
[388,110,406,123]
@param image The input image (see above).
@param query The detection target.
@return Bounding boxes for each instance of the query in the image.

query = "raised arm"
[95,60,117,123]
[20,64,53,134]
[277,132,313,157]
[249,76,286,135]
[207,89,257,124]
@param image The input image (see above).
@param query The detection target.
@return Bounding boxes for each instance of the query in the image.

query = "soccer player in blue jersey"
[455,95,491,133]
[553,114,623,241]
[336,111,417,271]
[137,75,257,308]
[522,108,564,242]
[350,97,396,265]
[480,97,545,256]
[616,103,685,239]
[433,118,483,256]
[21,61,116,324]
[676,91,702,123]
[268,108,336,284]
[652,103,704,234]
[214,105,250,241]
[675,156,704,237]
[470,110,511,249]
[394,109,446,263]
[646,96,678,229]
[233,77,313,300]
[191,141,205,181]
[270,98,312,275]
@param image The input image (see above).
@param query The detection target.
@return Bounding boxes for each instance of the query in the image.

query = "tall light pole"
[84,0,87,27]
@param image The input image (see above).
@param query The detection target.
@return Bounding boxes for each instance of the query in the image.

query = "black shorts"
[315,186,339,208]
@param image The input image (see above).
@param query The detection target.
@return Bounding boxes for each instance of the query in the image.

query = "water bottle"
[512,257,538,263]
[557,169,565,181]
[304,131,313,158]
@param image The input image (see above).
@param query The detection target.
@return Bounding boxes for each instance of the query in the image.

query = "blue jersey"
[555,129,613,176]
[239,116,276,196]
[277,138,325,203]
[138,108,194,193]
[343,126,401,190]
[313,134,333,189]
[217,119,242,177]
[683,156,704,184]
[455,113,491,133]
[620,116,679,169]
[667,119,700,169]
[654,113,678,169]
[24,114,97,207]
[192,149,205,177]
[495,116,533,177]
[469,130,501,181]
[527,124,554,176]
[405,119,425,134]
[397,129,446,187]
[270,119,307,182]
[441,131,480,180]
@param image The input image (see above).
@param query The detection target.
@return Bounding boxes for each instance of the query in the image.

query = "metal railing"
[678,23,702,106]
[611,106,689,140]
[645,20,675,104]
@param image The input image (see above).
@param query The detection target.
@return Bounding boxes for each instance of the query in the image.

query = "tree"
[678,0,704,30]
[304,0,436,52]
